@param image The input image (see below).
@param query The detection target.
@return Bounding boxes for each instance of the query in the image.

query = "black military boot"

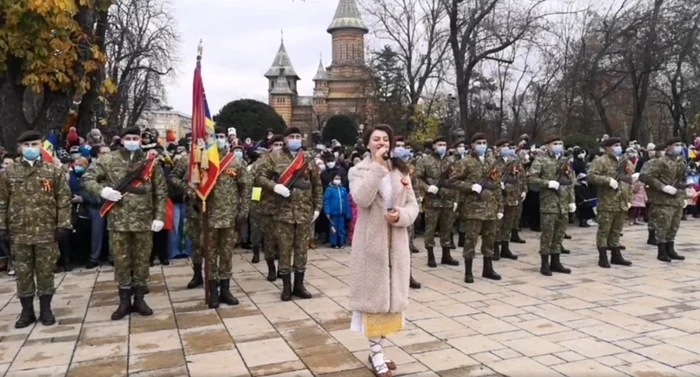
[409,275,421,289]
[207,281,220,309]
[598,248,610,268]
[292,272,313,299]
[447,233,457,249]
[492,242,501,261]
[411,244,420,254]
[427,247,437,268]
[280,274,292,302]
[579,218,590,228]
[265,259,277,282]
[500,241,518,260]
[457,232,466,247]
[610,247,632,266]
[561,245,571,254]
[251,246,260,264]
[187,263,203,289]
[647,229,658,245]
[482,257,502,280]
[133,287,153,316]
[38,295,55,326]
[15,296,36,328]
[564,233,572,240]
[111,289,132,321]
[219,279,239,306]
[441,247,459,266]
[666,242,685,260]
[619,244,626,250]
[464,259,474,284]
[550,254,571,274]
[540,255,552,276]
[510,230,526,244]
[657,243,671,262]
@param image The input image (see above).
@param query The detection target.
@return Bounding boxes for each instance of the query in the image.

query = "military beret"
[654,144,665,151]
[451,139,465,148]
[395,136,404,143]
[215,126,227,135]
[121,127,141,137]
[17,130,42,143]
[543,135,562,144]
[602,137,621,147]
[284,127,302,137]
[433,136,447,144]
[269,135,284,145]
[495,139,510,147]
[471,133,488,143]
[665,137,682,146]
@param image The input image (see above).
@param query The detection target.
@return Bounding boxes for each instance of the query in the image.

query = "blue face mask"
[74,166,86,174]
[217,139,227,150]
[288,139,302,151]
[500,148,515,157]
[475,145,487,156]
[22,147,40,161]
[394,147,409,159]
[552,145,564,155]
[123,140,140,152]
[435,146,446,156]
[673,146,683,156]
[612,146,623,156]
[234,151,243,159]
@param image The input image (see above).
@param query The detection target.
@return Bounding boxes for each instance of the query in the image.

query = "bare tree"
[104,0,179,133]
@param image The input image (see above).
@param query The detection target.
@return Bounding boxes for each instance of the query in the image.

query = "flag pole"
[196,39,211,307]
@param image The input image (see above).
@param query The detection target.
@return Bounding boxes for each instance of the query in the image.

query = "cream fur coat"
[348,158,419,314]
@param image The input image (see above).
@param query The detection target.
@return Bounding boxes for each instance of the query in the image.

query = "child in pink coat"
[630,173,647,225]
[348,193,358,245]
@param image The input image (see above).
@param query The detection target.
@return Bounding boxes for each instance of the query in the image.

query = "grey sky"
[165,0,343,116]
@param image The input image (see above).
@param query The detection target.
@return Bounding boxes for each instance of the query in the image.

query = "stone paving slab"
[0,223,698,376]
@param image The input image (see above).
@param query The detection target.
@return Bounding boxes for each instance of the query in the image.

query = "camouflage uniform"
[82,149,167,290]
[450,155,503,259]
[0,160,71,298]
[494,157,526,243]
[588,154,632,249]
[414,153,457,248]
[254,148,322,276]
[640,153,686,248]
[527,153,575,256]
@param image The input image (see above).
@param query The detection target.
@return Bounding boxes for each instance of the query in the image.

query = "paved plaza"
[0,224,698,376]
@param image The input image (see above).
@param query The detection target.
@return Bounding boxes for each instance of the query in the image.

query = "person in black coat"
[574,173,597,227]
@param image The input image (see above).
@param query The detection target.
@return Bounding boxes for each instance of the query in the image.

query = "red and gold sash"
[277,152,306,186]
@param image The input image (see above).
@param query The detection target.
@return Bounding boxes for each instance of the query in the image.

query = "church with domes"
[264,0,373,134]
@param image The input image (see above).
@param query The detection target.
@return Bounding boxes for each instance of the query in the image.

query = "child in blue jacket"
[324,174,352,248]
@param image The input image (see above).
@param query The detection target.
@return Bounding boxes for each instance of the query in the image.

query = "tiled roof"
[327,0,368,33]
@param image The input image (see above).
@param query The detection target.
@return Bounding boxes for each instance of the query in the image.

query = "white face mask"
[333,179,342,186]
[326,162,336,169]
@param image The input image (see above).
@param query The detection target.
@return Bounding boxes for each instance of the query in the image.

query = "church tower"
[265,35,299,125]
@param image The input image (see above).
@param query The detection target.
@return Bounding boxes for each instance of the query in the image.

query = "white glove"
[627,203,632,210]
[151,220,164,232]
[609,178,619,190]
[471,184,482,194]
[497,213,504,220]
[427,185,439,194]
[100,187,122,202]
[548,181,560,190]
[274,184,291,198]
[312,210,320,222]
[453,203,458,212]
[521,192,526,200]
[569,203,577,213]
[684,200,689,209]
[500,182,505,190]
[662,185,678,196]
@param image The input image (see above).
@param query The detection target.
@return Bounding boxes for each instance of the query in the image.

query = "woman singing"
[348,124,419,377]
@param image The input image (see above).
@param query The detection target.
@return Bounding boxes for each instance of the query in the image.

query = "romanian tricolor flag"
[188,41,220,202]
[41,140,54,163]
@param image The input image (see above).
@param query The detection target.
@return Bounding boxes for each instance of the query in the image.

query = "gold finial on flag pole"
[197,39,203,61]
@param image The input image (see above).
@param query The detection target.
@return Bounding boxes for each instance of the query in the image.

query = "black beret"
[269,135,284,145]
[495,139,510,147]
[654,144,665,151]
[17,130,42,143]
[665,137,682,146]
[471,133,488,143]
[284,127,302,137]
[433,136,447,144]
[451,139,465,148]
[215,126,227,135]
[543,135,562,144]
[602,137,621,147]
[121,127,141,137]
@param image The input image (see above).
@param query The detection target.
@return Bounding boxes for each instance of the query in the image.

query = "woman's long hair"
[362,124,409,175]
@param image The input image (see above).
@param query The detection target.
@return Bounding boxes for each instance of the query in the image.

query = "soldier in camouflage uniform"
[254,135,284,282]
[394,137,421,289]
[255,127,322,301]
[492,140,525,261]
[640,137,687,262]
[587,137,633,268]
[643,144,666,245]
[168,156,204,289]
[450,133,502,284]
[0,130,71,328]
[414,136,460,268]
[82,127,167,320]
[526,135,575,276]
[449,139,467,247]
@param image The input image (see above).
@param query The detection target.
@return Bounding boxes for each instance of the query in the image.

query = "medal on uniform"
[42,179,52,192]
[225,168,236,177]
